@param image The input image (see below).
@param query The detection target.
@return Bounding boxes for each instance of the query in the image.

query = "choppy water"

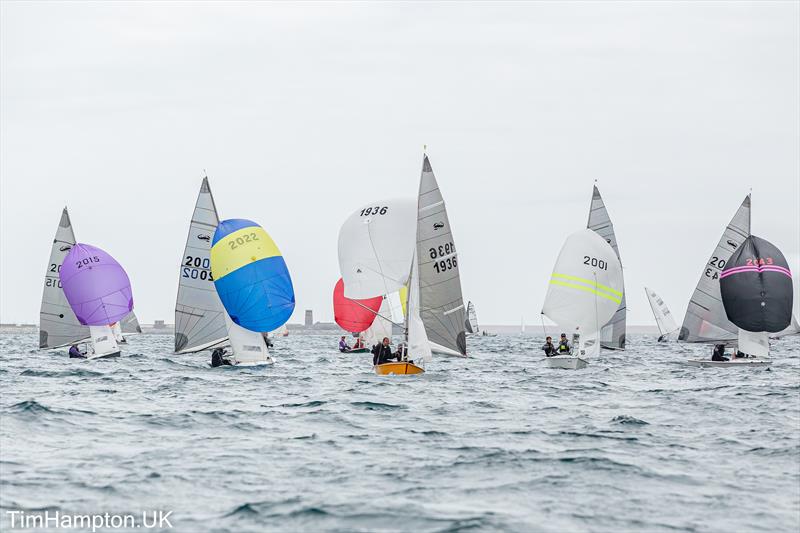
[1,333,798,533]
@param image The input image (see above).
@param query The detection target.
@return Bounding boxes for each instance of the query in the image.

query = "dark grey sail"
[39,207,90,349]
[587,185,626,349]
[679,195,751,343]
[174,177,229,353]
[120,312,142,334]
[416,155,467,357]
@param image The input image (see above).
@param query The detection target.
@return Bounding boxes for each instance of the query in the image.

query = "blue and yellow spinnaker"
[210,219,295,332]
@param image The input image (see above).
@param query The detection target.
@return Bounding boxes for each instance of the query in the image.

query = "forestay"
[644,287,679,338]
[542,229,624,336]
[338,198,416,299]
[415,156,467,357]
[587,185,626,349]
[174,178,229,353]
[679,195,751,343]
[39,207,90,349]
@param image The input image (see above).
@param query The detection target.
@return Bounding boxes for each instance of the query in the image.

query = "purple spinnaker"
[59,243,133,326]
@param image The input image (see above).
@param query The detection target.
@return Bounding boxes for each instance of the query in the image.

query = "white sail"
[587,185,626,349]
[738,329,769,358]
[774,314,800,338]
[362,297,394,348]
[120,312,142,334]
[87,325,120,359]
[174,178,229,353]
[542,229,624,340]
[406,251,432,364]
[416,156,467,357]
[338,198,417,299]
[387,290,405,323]
[679,195,751,343]
[644,287,679,339]
[111,322,125,343]
[223,314,272,365]
[465,301,479,334]
[39,207,90,349]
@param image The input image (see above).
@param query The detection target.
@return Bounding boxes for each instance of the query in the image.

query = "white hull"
[233,356,275,367]
[86,350,121,360]
[686,359,771,368]
[546,355,588,370]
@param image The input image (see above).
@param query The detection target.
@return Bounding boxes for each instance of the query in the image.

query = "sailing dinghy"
[541,229,624,370]
[39,207,141,358]
[644,287,679,342]
[687,235,792,367]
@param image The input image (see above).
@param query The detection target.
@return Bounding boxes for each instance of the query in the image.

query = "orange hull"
[373,362,424,375]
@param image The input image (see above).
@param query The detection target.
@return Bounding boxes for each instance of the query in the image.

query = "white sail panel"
[416,156,467,357]
[39,207,90,349]
[542,229,624,336]
[174,178,229,353]
[407,252,432,364]
[363,298,394,348]
[587,185,626,349]
[644,287,679,338]
[338,198,416,299]
[224,315,272,365]
[738,329,769,358]
[465,301,479,334]
[121,312,142,334]
[679,195,751,343]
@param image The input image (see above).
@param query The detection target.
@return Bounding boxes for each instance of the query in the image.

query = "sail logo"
[59,245,72,252]
[197,234,211,242]
[433,222,445,230]
[727,239,738,249]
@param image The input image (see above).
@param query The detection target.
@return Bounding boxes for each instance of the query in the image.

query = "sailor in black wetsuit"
[211,348,232,367]
[372,337,398,365]
[68,345,86,359]
[541,336,557,357]
[711,344,729,362]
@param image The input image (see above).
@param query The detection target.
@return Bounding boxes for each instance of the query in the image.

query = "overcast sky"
[1,1,798,328]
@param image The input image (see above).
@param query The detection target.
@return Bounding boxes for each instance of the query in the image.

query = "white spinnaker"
[644,287,679,338]
[542,229,624,337]
[87,325,120,359]
[406,251,432,364]
[465,301,479,334]
[587,185,626,349]
[224,315,271,365]
[363,298,394,348]
[679,195,751,343]
[39,207,90,349]
[338,198,416,299]
[387,290,405,323]
[416,156,467,357]
[174,178,229,353]
[738,329,769,358]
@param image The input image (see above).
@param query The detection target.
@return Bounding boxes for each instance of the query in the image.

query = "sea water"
[1,333,798,532]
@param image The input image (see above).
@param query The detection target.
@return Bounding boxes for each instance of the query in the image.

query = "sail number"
[429,242,456,259]
[746,257,774,266]
[583,256,608,270]
[227,232,259,250]
[704,256,726,280]
[433,257,458,273]
[76,256,100,268]
[183,256,214,281]
[360,206,388,217]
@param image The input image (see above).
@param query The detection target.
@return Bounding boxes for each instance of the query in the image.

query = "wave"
[611,415,649,425]
[350,401,407,411]
[20,369,102,378]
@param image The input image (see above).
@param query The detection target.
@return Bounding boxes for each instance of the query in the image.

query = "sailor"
[261,332,274,349]
[339,336,351,352]
[541,336,557,357]
[353,336,364,349]
[557,333,572,354]
[372,337,397,365]
[395,342,408,361]
[68,344,86,359]
[711,344,729,362]
[211,347,232,367]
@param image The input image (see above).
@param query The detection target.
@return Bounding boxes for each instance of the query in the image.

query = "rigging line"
[366,218,396,299]
[351,298,404,329]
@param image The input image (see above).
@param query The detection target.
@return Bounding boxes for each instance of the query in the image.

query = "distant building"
[304,310,313,327]
[154,320,166,329]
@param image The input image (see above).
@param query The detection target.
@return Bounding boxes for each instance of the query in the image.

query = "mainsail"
[465,301,479,334]
[416,155,467,357]
[644,287,679,339]
[39,207,90,349]
[120,312,142,334]
[679,195,751,343]
[587,185,626,349]
[174,178,229,353]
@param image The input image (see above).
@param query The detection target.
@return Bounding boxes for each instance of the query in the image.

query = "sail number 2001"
[584,256,607,270]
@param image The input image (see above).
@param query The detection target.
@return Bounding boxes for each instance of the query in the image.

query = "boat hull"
[686,359,771,368]
[374,362,424,375]
[546,355,588,370]
[87,350,121,360]
[343,348,369,354]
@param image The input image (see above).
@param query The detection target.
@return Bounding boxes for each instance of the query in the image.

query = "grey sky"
[1,1,798,327]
